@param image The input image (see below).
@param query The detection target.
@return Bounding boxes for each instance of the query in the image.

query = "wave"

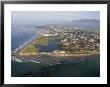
[11,56,41,64]
[11,57,61,66]
[11,57,24,62]
[28,60,40,63]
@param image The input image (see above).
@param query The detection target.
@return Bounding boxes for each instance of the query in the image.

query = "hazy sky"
[11,11,100,24]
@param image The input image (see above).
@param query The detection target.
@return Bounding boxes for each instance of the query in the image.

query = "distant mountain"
[73,19,100,22]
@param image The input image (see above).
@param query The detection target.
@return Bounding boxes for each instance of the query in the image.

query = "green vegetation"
[33,36,50,46]
[19,44,39,56]
[59,43,100,55]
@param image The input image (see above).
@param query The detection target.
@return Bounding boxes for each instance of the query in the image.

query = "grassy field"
[33,36,50,46]
[19,36,50,56]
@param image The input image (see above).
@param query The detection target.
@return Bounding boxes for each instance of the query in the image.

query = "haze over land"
[12,11,100,25]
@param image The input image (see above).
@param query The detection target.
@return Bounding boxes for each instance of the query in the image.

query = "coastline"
[12,53,100,65]
[11,27,100,64]
[14,49,100,59]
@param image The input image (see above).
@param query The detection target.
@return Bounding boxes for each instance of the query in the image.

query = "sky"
[11,11,100,25]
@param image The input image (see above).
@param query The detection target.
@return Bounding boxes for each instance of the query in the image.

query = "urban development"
[12,24,100,59]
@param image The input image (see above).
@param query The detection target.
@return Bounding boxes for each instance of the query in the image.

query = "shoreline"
[12,53,100,65]
[16,50,100,58]
[47,52,100,57]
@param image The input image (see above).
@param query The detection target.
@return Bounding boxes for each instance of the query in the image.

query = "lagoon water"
[38,40,60,52]
[11,21,100,77]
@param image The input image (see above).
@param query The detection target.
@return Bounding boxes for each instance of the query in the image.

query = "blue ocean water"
[11,25,37,51]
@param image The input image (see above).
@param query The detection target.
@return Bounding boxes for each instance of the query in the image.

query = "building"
[52,50,66,56]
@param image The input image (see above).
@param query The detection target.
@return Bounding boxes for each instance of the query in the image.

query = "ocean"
[11,21,100,77]
[11,55,100,77]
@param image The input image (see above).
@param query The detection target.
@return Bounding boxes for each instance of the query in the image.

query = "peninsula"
[12,24,100,59]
